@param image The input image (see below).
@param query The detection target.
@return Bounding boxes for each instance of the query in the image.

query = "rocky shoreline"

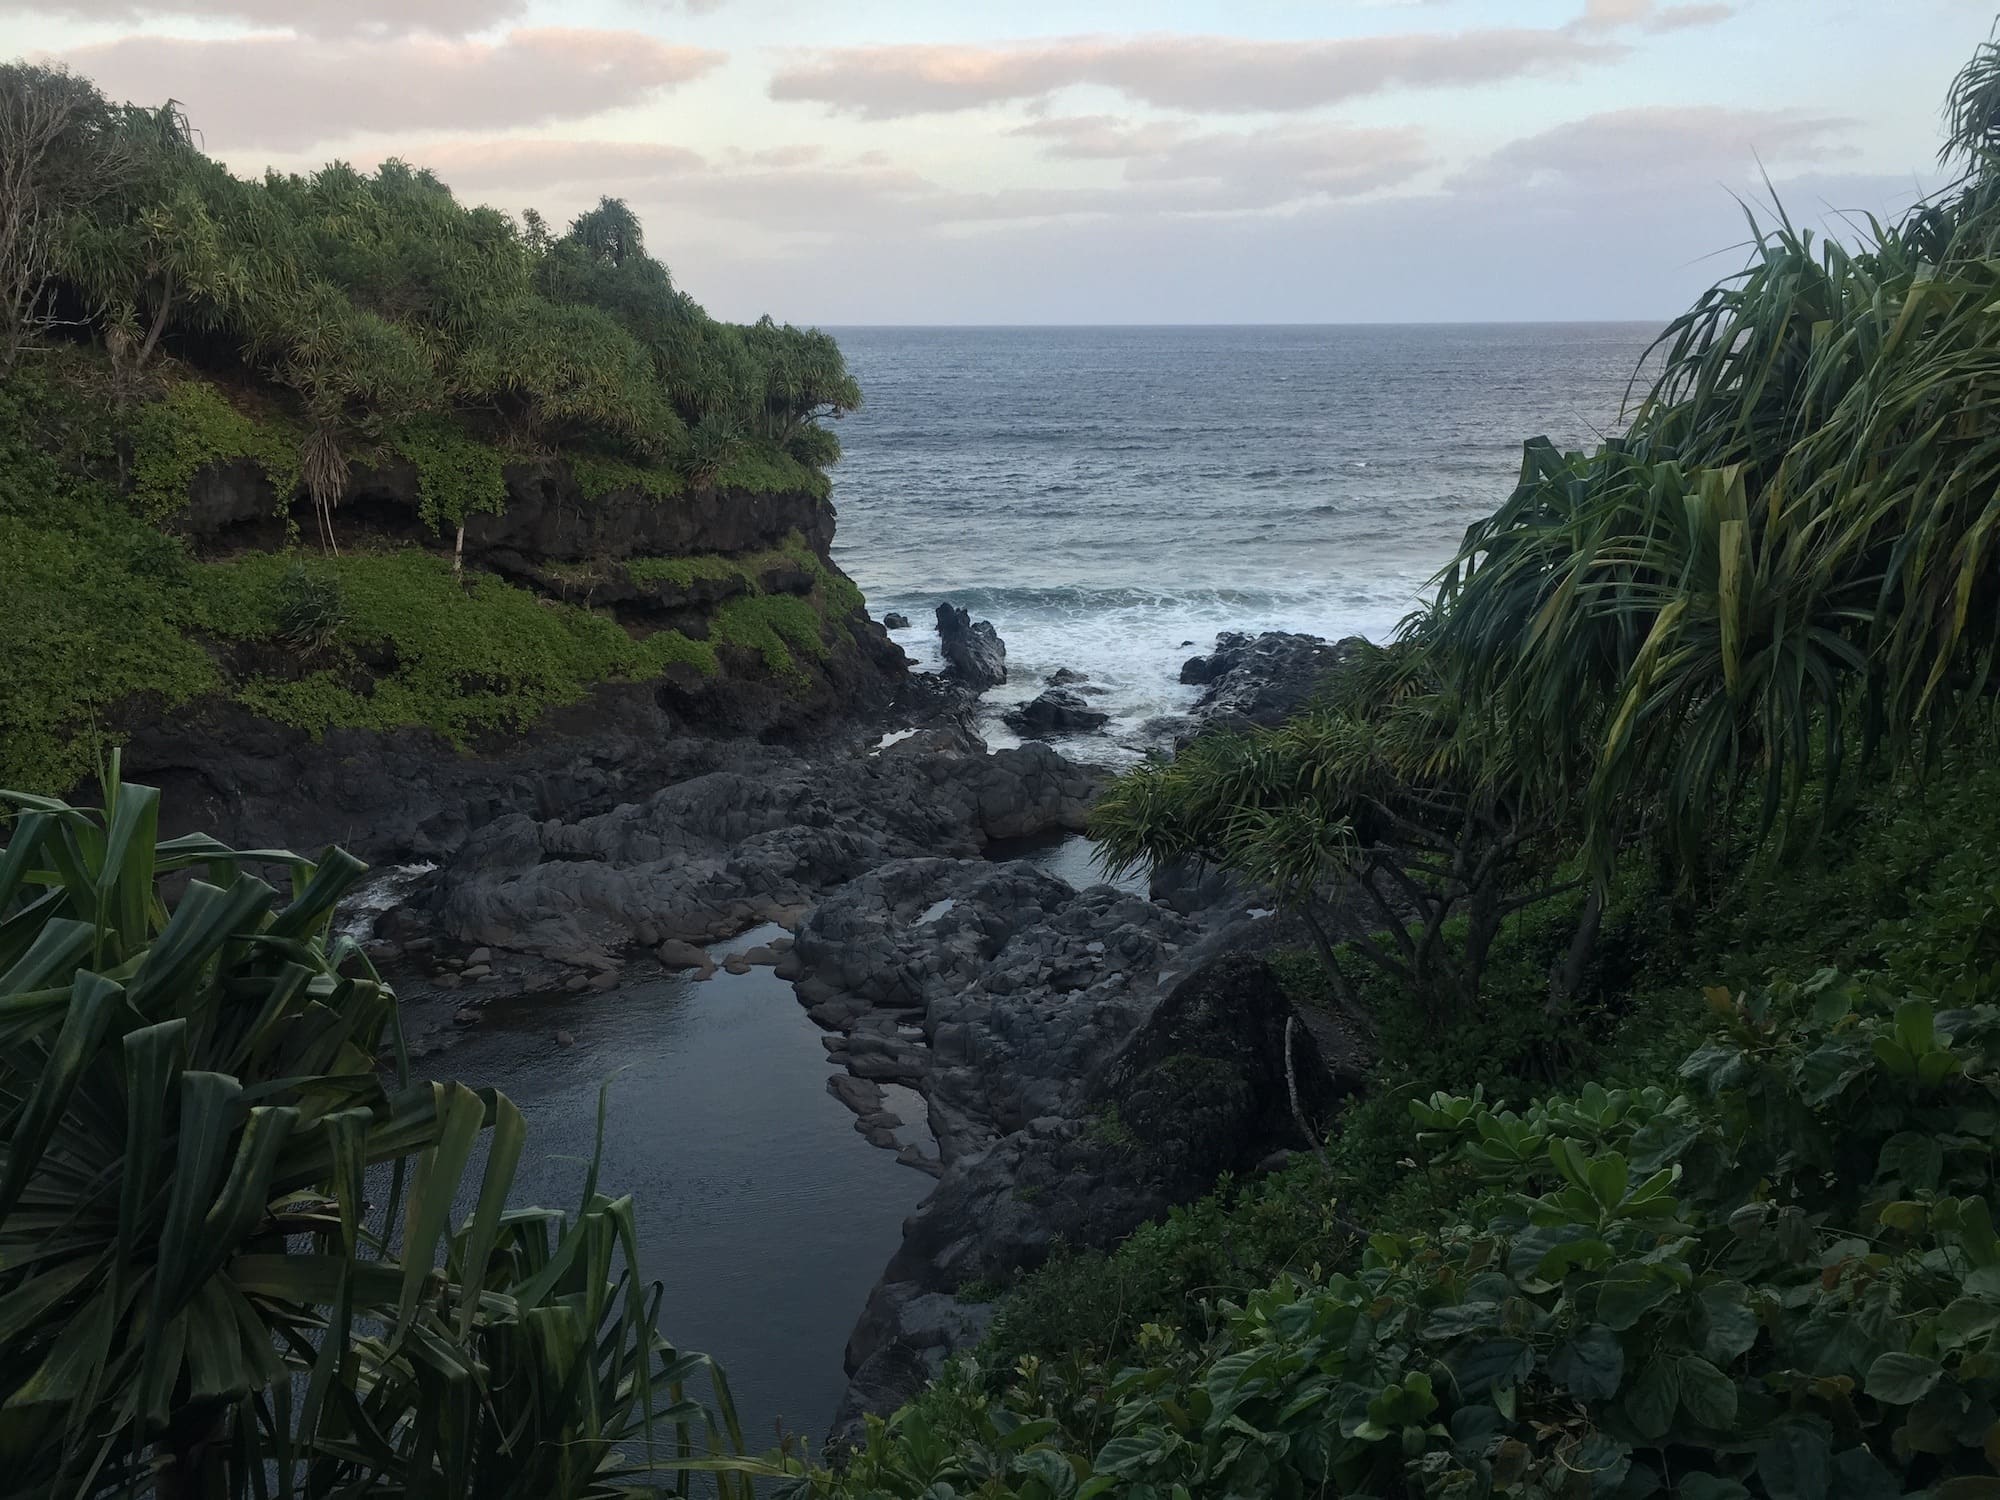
[326,610,1364,1448]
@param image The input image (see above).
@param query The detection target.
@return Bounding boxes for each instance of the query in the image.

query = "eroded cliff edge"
[109,457,909,856]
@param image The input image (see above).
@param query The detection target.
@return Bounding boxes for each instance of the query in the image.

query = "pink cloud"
[11,0,726,35]
[767,27,1626,118]
[55,28,724,149]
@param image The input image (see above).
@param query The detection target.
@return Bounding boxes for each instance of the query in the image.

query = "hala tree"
[0,757,761,1498]
[1091,635,1587,1030]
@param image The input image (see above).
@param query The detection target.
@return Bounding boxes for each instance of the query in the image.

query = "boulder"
[935,602,1007,691]
[1177,631,1368,735]
[883,612,911,630]
[1046,668,1087,686]
[1003,688,1110,736]
[831,954,1363,1446]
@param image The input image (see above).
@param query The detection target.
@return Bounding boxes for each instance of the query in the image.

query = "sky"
[6,0,1996,324]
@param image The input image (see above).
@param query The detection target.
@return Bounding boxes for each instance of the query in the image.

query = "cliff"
[0,355,906,856]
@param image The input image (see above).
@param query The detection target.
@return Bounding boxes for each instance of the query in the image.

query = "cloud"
[767,27,1627,118]
[1012,115,1432,199]
[1452,106,1858,194]
[12,0,525,37]
[53,29,724,149]
[399,115,1429,244]
[1574,0,1736,32]
[399,138,707,193]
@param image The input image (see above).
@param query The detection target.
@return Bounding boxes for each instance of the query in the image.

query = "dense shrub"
[808,966,2000,1498]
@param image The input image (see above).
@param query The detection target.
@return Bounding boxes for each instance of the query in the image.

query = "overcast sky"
[9,0,1995,324]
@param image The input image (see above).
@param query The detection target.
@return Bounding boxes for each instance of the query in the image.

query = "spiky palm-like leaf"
[0,756,760,1498]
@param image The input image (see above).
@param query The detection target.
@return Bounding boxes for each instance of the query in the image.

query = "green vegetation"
[0,66,856,507]
[0,61,867,790]
[0,761,761,1496]
[190,547,730,742]
[828,965,2000,1498]
[0,354,865,787]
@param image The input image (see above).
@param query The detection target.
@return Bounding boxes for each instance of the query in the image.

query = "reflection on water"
[428,927,932,1446]
[984,830,1149,896]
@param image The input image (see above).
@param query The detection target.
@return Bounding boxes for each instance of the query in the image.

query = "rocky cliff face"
[186,456,837,564]
[115,457,906,855]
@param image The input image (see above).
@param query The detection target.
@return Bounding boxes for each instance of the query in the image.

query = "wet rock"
[828,1073,884,1117]
[428,741,1100,961]
[883,612,911,630]
[935,602,1007,691]
[739,944,780,966]
[461,964,492,980]
[555,1028,576,1047]
[657,940,713,972]
[1003,688,1110,737]
[1177,631,1368,735]
[467,946,492,964]
[829,953,1361,1447]
[452,1007,479,1025]
[1046,667,1087,686]
[588,970,619,992]
[435,973,461,991]
[563,974,589,993]
[722,953,752,975]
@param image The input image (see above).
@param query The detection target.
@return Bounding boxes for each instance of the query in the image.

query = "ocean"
[829,324,1658,754]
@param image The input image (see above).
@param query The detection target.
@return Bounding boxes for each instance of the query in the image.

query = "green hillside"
[0,63,869,792]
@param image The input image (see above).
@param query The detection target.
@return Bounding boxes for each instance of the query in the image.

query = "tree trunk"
[453,521,465,574]
[1297,903,1374,1037]
[1283,1015,1320,1152]
[135,274,173,368]
[1546,884,1605,1017]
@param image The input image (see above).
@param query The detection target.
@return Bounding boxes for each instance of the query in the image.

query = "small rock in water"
[739,944,779,966]
[883,611,911,629]
[435,973,461,991]
[563,973,589,993]
[461,964,492,980]
[1046,667,1088,686]
[657,939,711,971]
[452,1007,479,1025]
[467,946,492,965]
[1004,688,1110,736]
[935,601,1007,691]
[554,1028,575,1047]
[722,953,752,975]
[588,970,619,992]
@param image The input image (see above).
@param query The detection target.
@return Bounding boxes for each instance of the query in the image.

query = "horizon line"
[811,318,1669,330]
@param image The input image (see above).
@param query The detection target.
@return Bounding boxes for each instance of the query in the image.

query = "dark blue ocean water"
[829,324,1657,755]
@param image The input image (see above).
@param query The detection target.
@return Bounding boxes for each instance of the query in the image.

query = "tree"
[0,757,759,1497]
[1092,637,1582,1030]
[0,64,129,374]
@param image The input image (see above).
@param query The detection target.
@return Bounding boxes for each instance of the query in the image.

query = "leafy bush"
[189,548,727,742]
[391,414,508,530]
[3,66,857,494]
[805,968,2000,1498]
[126,377,300,519]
